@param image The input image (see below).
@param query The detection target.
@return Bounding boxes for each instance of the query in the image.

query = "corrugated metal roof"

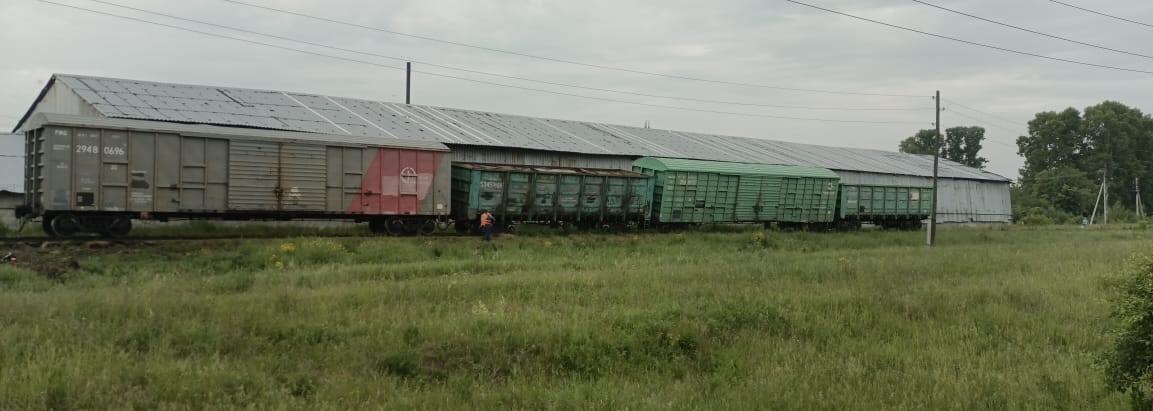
[18,74,1008,182]
[634,157,840,179]
[23,113,449,152]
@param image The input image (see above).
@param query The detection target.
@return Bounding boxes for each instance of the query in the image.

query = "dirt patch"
[0,240,173,280]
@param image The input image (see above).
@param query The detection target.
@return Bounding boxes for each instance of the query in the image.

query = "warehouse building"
[12,74,1011,223]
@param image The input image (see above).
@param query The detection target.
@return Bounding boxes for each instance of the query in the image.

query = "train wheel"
[49,214,81,237]
[385,219,405,236]
[41,217,58,237]
[419,220,437,236]
[101,216,133,238]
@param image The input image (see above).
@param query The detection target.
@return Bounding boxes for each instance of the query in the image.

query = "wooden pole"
[928,90,940,247]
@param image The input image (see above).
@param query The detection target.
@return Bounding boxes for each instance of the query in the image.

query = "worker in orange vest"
[479,210,494,242]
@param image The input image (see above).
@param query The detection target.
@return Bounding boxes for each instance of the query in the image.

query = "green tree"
[899,127,988,168]
[898,129,938,156]
[1015,101,1153,215]
[1026,167,1096,215]
[941,126,988,169]
[1016,108,1086,183]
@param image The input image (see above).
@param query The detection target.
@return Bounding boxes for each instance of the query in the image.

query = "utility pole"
[928,90,940,247]
[1097,172,1106,226]
[1137,177,1144,219]
[405,62,412,105]
[1090,174,1104,225]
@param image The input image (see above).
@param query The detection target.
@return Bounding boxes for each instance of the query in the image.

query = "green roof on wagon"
[633,157,839,179]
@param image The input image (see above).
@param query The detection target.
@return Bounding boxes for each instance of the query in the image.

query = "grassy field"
[0,225,1148,410]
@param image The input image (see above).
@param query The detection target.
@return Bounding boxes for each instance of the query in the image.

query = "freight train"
[15,114,932,237]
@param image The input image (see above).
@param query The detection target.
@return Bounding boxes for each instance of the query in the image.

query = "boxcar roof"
[635,157,840,179]
[13,74,1008,182]
[22,113,449,151]
[454,162,648,177]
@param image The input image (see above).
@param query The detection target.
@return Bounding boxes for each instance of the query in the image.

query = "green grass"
[0,225,1148,410]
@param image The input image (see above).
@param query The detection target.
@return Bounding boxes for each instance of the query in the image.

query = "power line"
[84,0,930,112]
[941,98,1026,130]
[1048,0,1153,30]
[786,0,1153,75]
[220,0,927,98]
[941,110,1021,148]
[38,0,927,126]
[914,0,1153,60]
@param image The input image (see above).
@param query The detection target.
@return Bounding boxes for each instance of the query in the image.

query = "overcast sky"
[2,0,1152,181]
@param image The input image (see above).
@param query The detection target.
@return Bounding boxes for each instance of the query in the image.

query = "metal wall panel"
[205,139,228,210]
[835,170,1011,223]
[228,140,278,211]
[325,146,368,212]
[172,137,228,211]
[24,130,40,207]
[181,137,207,210]
[937,179,1013,223]
[31,82,101,119]
[834,171,931,187]
[154,134,181,212]
[128,132,155,211]
[280,144,328,211]
[100,130,128,211]
[41,127,71,211]
[228,141,327,211]
[72,128,101,211]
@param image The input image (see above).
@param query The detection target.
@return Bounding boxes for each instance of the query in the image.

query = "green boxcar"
[451,163,651,229]
[838,184,933,229]
[632,157,840,225]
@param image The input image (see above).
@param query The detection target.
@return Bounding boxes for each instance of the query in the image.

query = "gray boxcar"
[18,114,451,237]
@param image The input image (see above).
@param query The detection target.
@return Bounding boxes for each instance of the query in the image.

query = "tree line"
[897,100,1151,224]
[1013,101,1152,224]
